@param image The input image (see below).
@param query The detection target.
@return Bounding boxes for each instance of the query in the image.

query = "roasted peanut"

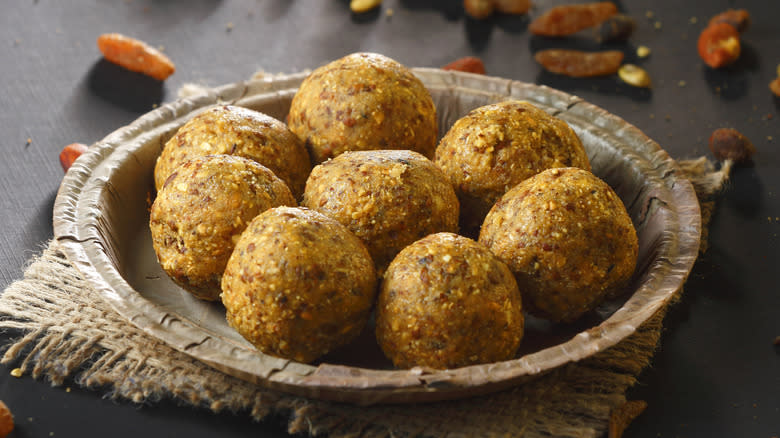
[697,22,740,69]
[97,33,175,80]
[618,64,651,88]
[350,0,382,14]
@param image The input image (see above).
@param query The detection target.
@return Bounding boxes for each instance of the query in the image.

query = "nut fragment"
[59,143,89,172]
[96,33,175,80]
[441,56,486,74]
[618,64,651,88]
[0,401,13,438]
[636,45,651,58]
[350,0,382,13]
[709,128,755,163]
[594,14,636,43]
[530,2,618,37]
[534,49,624,77]
[697,22,741,69]
[708,9,750,34]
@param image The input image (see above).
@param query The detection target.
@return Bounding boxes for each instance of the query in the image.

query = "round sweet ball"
[150,155,296,301]
[302,149,459,275]
[435,100,590,233]
[221,207,377,363]
[287,52,438,164]
[479,167,638,323]
[376,232,524,369]
[154,105,311,199]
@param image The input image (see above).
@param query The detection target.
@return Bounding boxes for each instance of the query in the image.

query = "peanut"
[618,64,652,88]
[350,0,382,14]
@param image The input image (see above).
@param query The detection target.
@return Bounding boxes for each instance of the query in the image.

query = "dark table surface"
[1,1,778,437]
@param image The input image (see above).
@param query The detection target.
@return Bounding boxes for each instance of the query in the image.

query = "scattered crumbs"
[769,136,774,142]
[27,417,34,422]
[665,114,671,121]
[689,16,698,24]
[752,105,758,111]
[645,10,654,19]
[654,21,662,30]
[10,368,22,377]
[753,403,758,408]
[649,113,655,119]
[386,8,394,17]
[65,387,72,393]
[637,45,651,58]
[226,22,234,32]
[158,45,165,52]
[13,38,22,46]
[678,80,687,87]
[152,103,158,108]
[26,137,32,146]
[763,113,774,120]
[50,432,55,437]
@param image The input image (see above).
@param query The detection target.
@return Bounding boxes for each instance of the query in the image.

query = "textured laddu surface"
[0,157,726,438]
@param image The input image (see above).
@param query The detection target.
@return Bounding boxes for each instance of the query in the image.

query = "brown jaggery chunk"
[287,52,438,164]
[435,101,590,233]
[479,168,638,323]
[529,2,618,37]
[150,155,296,301]
[303,149,459,274]
[535,49,625,77]
[221,207,377,363]
[154,105,311,199]
[376,233,524,369]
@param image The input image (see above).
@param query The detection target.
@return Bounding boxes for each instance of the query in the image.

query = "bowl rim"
[53,68,701,405]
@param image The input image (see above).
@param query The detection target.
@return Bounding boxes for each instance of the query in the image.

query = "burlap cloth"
[0,157,729,438]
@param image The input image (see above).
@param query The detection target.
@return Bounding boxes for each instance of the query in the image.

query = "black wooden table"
[1,1,778,437]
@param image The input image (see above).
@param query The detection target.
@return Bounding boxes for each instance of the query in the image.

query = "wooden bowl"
[53,69,701,405]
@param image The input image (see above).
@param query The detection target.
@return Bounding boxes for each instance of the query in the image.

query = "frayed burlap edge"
[0,158,728,438]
